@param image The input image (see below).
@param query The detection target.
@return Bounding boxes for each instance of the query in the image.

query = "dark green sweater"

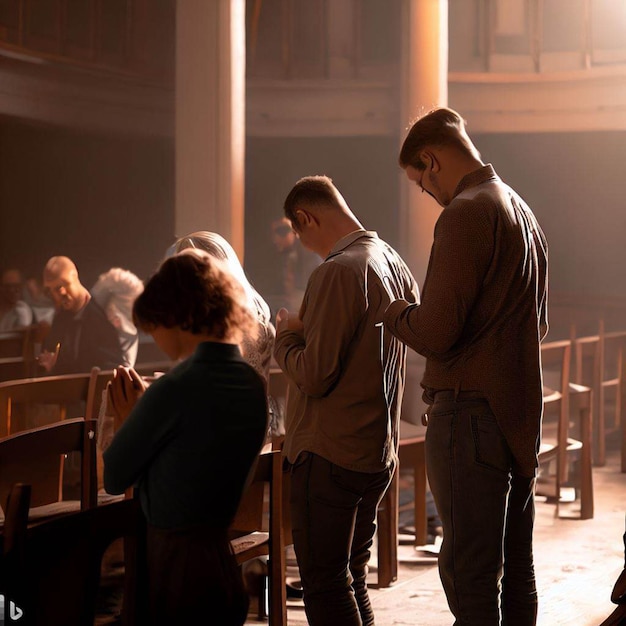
[103,342,268,528]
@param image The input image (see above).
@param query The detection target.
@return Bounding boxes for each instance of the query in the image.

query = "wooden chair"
[0,483,147,626]
[229,450,287,626]
[573,322,626,470]
[376,420,427,588]
[0,367,101,438]
[538,339,594,519]
[0,326,37,383]
[0,417,97,519]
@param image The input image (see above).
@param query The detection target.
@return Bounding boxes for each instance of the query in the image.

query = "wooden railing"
[0,0,174,83]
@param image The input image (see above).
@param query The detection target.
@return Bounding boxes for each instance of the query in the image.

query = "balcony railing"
[0,0,174,83]
[450,0,626,74]
[246,0,401,81]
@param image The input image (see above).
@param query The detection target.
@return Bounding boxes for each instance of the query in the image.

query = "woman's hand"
[107,366,147,429]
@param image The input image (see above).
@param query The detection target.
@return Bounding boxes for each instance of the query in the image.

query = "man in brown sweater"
[274,175,417,625]
[384,108,548,626]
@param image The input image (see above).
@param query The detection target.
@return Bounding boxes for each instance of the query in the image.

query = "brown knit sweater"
[384,165,548,477]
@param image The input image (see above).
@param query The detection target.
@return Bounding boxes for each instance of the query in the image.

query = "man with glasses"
[384,107,548,625]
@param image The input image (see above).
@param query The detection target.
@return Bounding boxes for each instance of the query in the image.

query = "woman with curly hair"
[103,250,268,626]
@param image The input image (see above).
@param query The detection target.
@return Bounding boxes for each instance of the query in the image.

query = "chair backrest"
[1,483,147,626]
[0,368,100,437]
[229,450,286,626]
[0,417,97,514]
[540,339,572,483]
[572,322,626,465]
[0,326,37,383]
[268,368,288,445]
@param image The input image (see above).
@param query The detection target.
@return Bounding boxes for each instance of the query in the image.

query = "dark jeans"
[425,395,538,626]
[288,452,393,626]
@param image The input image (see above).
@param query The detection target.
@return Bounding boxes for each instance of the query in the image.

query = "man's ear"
[419,149,440,173]
[295,208,318,228]
[294,209,309,229]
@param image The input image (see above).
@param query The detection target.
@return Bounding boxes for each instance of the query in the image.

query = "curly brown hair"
[132,251,256,342]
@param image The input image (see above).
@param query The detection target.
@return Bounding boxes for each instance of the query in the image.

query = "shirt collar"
[327,230,378,258]
[190,341,243,362]
[452,164,499,200]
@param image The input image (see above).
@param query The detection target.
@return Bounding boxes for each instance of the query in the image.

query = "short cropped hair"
[283,175,340,227]
[399,107,478,170]
[132,252,255,342]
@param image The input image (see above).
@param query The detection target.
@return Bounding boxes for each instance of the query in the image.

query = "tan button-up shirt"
[274,230,418,473]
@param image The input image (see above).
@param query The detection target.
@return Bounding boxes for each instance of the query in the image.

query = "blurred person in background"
[91,267,144,367]
[266,216,320,317]
[173,231,275,388]
[0,268,33,332]
[23,275,55,325]
[39,256,124,374]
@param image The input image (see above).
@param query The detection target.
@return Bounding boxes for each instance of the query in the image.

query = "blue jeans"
[425,394,538,626]
[288,452,393,626]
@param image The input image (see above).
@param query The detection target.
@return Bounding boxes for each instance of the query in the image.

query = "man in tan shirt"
[273,175,417,625]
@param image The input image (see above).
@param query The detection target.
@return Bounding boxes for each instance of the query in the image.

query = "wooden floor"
[247,432,626,626]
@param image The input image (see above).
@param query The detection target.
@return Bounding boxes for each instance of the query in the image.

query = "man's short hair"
[283,175,340,227]
[399,107,475,170]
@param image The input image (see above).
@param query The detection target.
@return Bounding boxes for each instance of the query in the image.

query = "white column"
[175,0,246,259]
[399,0,449,286]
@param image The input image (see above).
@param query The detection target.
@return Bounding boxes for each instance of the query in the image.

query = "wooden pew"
[1,483,147,626]
[229,450,287,626]
[0,325,38,383]
[0,369,99,438]
[376,420,427,588]
[0,417,97,519]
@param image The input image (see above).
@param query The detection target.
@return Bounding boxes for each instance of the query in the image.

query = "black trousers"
[288,452,392,626]
[146,523,248,626]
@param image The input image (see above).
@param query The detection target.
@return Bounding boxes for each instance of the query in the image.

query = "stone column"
[175,0,246,258]
[398,0,449,426]
[399,0,449,285]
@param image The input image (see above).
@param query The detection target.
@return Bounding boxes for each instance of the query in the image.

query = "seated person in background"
[91,267,144,367]
[173,231,275,388]
[22,275,55,325]
[38,256,124,374]
[266,216,320,316]
[0,268,33,331]
[103,250,268,626]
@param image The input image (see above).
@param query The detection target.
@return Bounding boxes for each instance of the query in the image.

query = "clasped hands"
[107,366,148,428]
[276,307,303,334]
